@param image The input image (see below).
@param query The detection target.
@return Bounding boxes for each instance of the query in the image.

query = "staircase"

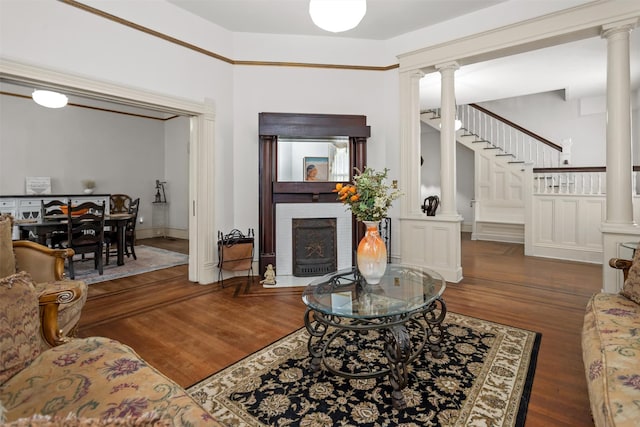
[420,104,563,243]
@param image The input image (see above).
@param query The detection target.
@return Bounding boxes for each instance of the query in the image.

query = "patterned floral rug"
[70,245,188,284]
[188,312,541,426]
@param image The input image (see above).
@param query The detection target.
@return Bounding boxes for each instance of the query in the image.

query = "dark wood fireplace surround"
[258,112,370,276]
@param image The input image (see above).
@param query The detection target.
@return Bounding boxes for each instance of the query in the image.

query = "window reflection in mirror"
[277,137,350,182]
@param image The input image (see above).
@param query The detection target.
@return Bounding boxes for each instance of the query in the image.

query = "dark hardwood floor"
[78,234,602,426]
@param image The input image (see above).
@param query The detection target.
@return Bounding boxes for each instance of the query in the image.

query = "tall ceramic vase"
[356,220,387,285]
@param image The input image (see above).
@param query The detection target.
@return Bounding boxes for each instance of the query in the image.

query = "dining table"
[15,213,134,266]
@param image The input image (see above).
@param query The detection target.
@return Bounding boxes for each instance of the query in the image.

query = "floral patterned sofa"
[0,272,219,426]
[582,254,640,427]
[1,217,219,425]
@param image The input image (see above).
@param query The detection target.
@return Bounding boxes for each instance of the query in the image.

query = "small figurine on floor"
[260,264,277,286]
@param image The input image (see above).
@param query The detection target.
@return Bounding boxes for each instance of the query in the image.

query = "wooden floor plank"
[78,235,602,426]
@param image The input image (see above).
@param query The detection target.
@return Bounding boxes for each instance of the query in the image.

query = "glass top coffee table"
[302,264,447,409]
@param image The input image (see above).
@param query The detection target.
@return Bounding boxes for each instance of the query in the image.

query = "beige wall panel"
[479,155,491,182]
[537,198,555,242]
[400,218,462,282]
[558,198,579,245]
[494,170,507,200]
[584,198,605,248]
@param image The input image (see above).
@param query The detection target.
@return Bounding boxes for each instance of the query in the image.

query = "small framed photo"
[304,157,328,181]
[25,176,51,194]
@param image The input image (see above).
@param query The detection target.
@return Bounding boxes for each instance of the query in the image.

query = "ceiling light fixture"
[32,90,68,109]
[309,0,366,33]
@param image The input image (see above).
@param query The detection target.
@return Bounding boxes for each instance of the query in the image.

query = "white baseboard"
[472,221,524,244]
[136,228,188,240]
[528,244,602,264]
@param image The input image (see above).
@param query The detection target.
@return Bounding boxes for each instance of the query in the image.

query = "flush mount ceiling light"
[309,0,366,33]
[32,90,68,109]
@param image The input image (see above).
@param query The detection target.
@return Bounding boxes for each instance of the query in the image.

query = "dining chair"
[110,194,133,214]
[125,198,140,260]
[106,197,139,265]
[40,199,68,248]
[64,201,106,279]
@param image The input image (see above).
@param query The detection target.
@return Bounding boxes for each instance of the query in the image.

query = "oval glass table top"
[302,264,446,319]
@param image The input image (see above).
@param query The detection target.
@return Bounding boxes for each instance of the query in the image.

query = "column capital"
[410,70,425,81]
[435,61,459,72]
[601,18,638,39]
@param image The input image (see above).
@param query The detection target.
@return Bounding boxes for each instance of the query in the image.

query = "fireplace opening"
[292,218,337,277]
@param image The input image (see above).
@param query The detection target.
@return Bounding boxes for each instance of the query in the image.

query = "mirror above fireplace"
[277,136,350,182]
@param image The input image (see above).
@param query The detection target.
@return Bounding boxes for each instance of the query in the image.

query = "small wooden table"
[16,213,133,266]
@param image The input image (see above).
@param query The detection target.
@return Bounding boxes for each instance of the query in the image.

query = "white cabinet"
[0,199,17,217]
[1,194,111,222]
[17,199,41,220]
[0,199,18,239]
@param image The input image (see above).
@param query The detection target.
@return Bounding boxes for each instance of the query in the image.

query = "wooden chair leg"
[97,248,103,275]
[130,242,137,260]
[68,257,75,280]
[243,272,252,294]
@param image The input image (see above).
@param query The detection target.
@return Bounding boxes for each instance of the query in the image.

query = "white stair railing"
[533,170,606,195]
[422,105,563,168]
[458,104,562,168]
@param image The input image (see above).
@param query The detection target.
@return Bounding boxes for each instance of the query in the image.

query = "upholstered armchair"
[0,271,216,425]
[0,214,88,347]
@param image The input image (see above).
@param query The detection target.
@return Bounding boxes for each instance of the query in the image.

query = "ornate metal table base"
[305,297,447,409]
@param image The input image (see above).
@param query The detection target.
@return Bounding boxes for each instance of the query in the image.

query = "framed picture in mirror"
[304,157,328,181]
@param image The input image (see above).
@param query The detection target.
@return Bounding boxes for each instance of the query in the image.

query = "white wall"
[164,116,190,234]
[0,0,234,235]
[0,93,165,233]
[420,122,474,229]
[478,91,607,166]
[478,90,640,167]
[232,65,395,236]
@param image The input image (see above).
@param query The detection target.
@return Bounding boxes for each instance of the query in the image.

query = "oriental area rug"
[188,312,541,426]
[69,245,188,284]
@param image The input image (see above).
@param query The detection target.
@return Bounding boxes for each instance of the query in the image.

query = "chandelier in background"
[32,90,68,109]
[309,0,367,33]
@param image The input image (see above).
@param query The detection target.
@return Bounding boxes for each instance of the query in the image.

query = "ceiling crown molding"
[59,0,398,72]
[397,0,640,73]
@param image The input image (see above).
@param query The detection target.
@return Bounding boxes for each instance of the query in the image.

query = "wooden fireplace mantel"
[258,112,370,276]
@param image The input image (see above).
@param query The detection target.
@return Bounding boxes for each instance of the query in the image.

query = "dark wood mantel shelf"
[258,112,370,276]
[272,182,340,203]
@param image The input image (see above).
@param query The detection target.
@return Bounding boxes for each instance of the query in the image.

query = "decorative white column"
[399,70,425,218]
[602,20,636,225]
[600,18,639,293]
[398,66,463,283]
[436,62,461,218]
